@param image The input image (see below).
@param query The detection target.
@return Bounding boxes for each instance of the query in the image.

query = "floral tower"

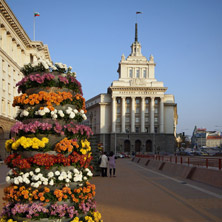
[2,60,103,222]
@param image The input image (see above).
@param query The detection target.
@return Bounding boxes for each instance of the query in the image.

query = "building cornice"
[109,86,168,92]
[0,47,21,70]
[0,0,51,61]
[0,0,31,47]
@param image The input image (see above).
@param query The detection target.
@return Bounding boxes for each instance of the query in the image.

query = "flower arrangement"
[17,106,87,122]
[4,182,95,203]
[16,73,83,95]
[10,121,93,139]
[13,92,86,113]
[5,136,49,152]
[55,138,79,153]
[6,167,93,188]
[2,61,102,222]
[5,152,92,170]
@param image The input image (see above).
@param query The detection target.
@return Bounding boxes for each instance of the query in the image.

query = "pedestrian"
[99,151,108,177]
[108,151,116,177]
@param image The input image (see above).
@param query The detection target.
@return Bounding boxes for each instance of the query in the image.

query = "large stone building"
[86,24,178,154]
[0,0,51,158]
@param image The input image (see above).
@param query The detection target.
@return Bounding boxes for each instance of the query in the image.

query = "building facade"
[0,0,51,158]
[86,24,178,154]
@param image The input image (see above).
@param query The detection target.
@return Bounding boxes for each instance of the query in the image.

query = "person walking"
[108,151,116,177]
[99,151,108,177]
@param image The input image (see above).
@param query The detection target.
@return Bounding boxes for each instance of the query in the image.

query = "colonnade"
[112,96,164,134]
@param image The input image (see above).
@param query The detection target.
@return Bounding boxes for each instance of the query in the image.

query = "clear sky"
[6,0,222,136]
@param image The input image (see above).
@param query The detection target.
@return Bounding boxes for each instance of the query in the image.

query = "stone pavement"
[0,160,222,221]
[91,159,222,222]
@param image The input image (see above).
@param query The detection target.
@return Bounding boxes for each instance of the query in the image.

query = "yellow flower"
[42,137,49,143]
[5,139,13,152]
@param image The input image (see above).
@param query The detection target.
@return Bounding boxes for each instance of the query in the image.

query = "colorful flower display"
[2,62,102,221]
[5,136,49,151]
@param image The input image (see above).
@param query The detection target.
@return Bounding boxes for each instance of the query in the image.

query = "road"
[91,159,222,222]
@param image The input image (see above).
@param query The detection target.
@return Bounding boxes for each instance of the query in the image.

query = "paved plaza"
[1,159,222,221]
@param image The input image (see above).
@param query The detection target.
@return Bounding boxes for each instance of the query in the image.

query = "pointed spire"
[135,23,138,42]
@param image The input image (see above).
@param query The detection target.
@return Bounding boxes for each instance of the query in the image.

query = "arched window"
[146,140,152,152]
[124,140,130,153]
[135,140,141,153]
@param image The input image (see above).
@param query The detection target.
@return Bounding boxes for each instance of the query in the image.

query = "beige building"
[0,0,51,158]
[86,24,178,154]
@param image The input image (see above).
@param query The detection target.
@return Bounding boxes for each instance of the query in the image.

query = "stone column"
[141,97,145,132]
[131,97,135,132]
[160,97,164,133]
[121,96,126,133]
[112,96,116,133]
[150,97,155,133]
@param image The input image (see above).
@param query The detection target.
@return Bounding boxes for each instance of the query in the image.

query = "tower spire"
[135,23,138,42]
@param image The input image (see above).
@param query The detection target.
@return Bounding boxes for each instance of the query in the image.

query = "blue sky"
[6,0,222,136]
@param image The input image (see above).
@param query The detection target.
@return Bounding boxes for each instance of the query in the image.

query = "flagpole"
[33,13,35,41]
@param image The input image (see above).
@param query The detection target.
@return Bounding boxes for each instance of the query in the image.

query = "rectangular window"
[155,99,159,105]
[117,117,120,122]
[136,107,140,113]
[145,107,149,113]
[145,117,149,122]
[145,127,149,133]
[143,70,146,78]
[126,98,130,104]
[129,69,133,78]
[145,99,149,104]
[126,117,130,122]
[117,107,121,113]
[154,117,158,122]
[136,127,139,133]
[136,117,140,123]
[136,69,140,78]
[136,99,140,104]
[126,107,130,113]
[155,108,158,114]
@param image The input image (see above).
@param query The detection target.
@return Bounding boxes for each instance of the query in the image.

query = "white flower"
[25,179,30,184]
[18,176,23,183]
[58,110,64,117]
[83,176,87,180]
[69,112,75,119]
[54,109,58,114]
[39,110,45,116]
[80,110,84,114]
[60,113,65,117]
[43,181,48,185]
[48,172,54,178]
[58,176,63,181]
[8,169,13,175]
[73,169,79,174]
[87,172,93,177]
[68,66,72,70]
[49,180,54,186]
[74,109,78,114]
[23,110,29,116]
[29,171,34,176]
[14,179,19,185]
[55,171,60,176]
[82,114,87,120]
[52,114,58,119]
[44,107,50,113]
[66,109,71,114]
[35,168,40,173]
[33,176,39,181]
[34,111,38,115]
[65,178,70,183]
[6,176,10,183]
